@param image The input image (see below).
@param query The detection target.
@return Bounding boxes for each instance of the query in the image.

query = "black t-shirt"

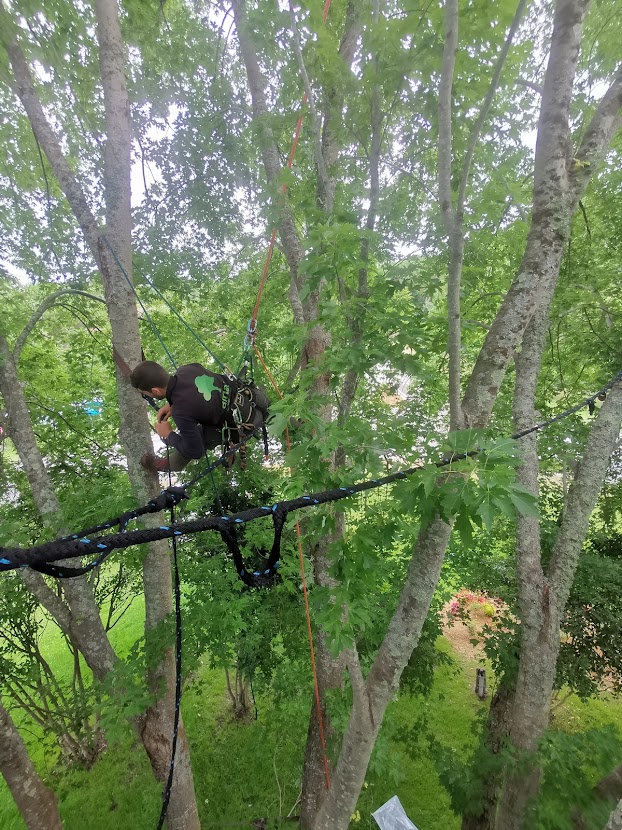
[164,364,231,459]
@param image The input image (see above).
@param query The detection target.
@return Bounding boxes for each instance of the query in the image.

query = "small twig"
[287,787,302,818]
[273,746,282,816]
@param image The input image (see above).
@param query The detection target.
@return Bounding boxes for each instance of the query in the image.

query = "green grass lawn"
[1,603,621,830]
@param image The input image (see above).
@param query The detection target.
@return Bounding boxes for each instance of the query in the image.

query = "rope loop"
[147,487,189,513]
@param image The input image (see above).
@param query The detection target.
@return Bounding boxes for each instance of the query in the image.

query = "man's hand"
[157,403,172,423]
[154,420,173,440]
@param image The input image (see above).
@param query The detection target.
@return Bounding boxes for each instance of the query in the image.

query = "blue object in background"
[83,399,103,417]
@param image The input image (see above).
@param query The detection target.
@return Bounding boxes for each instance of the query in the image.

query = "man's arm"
[155,414,206,460]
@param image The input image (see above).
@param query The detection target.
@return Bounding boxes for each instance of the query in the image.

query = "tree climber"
[130,360,270,474]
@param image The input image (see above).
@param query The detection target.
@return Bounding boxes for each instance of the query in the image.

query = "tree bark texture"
[318,0,361,215]
[0,335,117,681]
[437,0,463,430]
[232,5,352,822]
[308,0,622,825]
[439,0,528,432]
[573,764,622,830]
[605,801,622,830]
[461,0,622,428]
[495,299,622,829]
[0,701,63,830]
[313,517,453,830]
[461,682,515,830]
[231,0,307,324]
[337,0,379,430]
[94,1,200,824]
[1,3,200,825]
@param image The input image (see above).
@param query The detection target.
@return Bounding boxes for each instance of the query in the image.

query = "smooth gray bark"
[0,701,63,830]
[1,2,200,825]
[495,300,622,829]
[0,335,117,681]
[605,801,622,830]
[94,1,199,824]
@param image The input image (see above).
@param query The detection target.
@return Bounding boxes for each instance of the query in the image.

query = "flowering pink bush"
[448,589,504,620]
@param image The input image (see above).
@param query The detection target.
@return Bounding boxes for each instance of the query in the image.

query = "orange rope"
[254,344,331,789]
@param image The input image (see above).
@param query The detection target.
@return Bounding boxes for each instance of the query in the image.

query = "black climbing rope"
[155,449,184,830]
[2,365,621,586]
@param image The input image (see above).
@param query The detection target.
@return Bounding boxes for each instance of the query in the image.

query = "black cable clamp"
[148,487,189,513]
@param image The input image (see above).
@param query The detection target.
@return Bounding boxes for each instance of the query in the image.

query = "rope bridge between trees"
[2,367,621,585]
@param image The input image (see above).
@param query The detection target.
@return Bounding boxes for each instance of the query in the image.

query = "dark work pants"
[161,425,224,473]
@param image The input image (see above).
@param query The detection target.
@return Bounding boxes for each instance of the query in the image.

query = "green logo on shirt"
[195,375,218,402]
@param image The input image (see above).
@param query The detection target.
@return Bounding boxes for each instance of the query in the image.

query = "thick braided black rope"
[218,505,287,588]
[2,369,621,579]
[156,454,183,830]
[36,428,263,570]
[28,487,190,579]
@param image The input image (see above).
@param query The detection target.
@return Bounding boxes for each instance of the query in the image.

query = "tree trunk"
[0,334,117,681]
[495,298,622,829]
[93,1,200,824]
[572,763,622,829]
[313,517,453,830]
[605,801,622,830]
[232,5,348,821]
[461,682,515,830]
[307,0,622,823]
[1,2,200,824]
[0,701,63,830]
[298,517,349,827]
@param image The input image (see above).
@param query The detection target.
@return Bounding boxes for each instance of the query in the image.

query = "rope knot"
[148,487,189,513]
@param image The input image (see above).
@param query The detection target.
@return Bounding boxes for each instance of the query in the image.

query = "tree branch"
[548,379,622,606]
[437,0,458,232]
[288,2,330,202]
[461,0,594,427]
[337,0,382,428]
[318,0,362,213]
[604,800,622,830]
[570,63,622,199]
[13,288,106,362]
[0,4,103,265]
[456,0,529,213]
[231,0,306,324]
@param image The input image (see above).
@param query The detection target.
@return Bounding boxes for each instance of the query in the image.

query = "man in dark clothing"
[130,360,269,474]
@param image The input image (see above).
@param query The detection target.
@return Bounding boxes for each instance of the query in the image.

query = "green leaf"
[267,412,288,437]
[455,511,474,547]
[477,498,496,530]
[507,487,539,519]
